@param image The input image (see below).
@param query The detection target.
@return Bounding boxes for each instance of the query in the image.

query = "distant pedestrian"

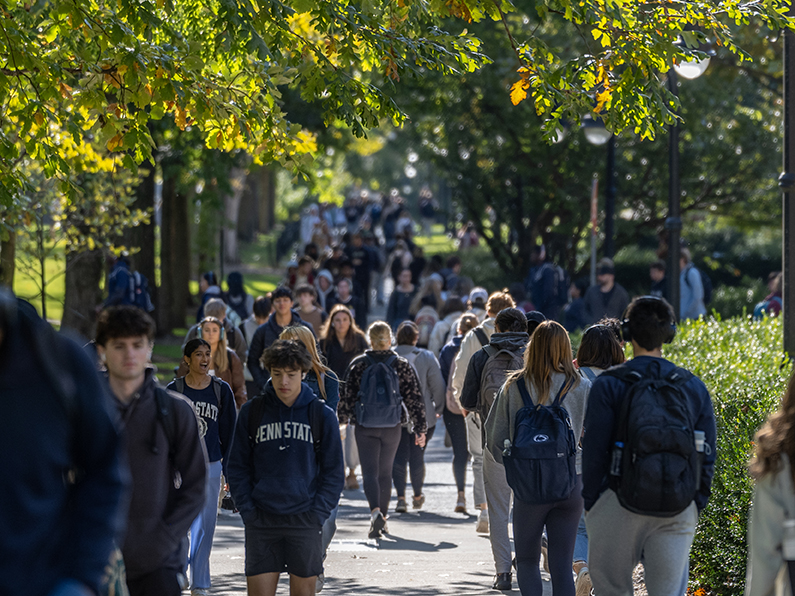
[197,272,222,323]
[524,244,567,321]
[387,269,417,332]
[295,284,328,333]
[680,248,707,321]
[485,321,590,596]
[168,339,236,596]
[583,258,630,325]
[315,270,336,312]
[439,313,480,513]
[754,271,783,319]
[318,305,369,491]
[226,271,254,321]
[247,286,315,393]
[583,296,716,596]
[338,322,427,539]
[562,279,589,333]
[240,296,272,398]
[184,298,248,365]
[746,369,795,596]
[393,322,446,513]
[227,340,344,596]
[328,278,367,331]
[428,297,466,356]
[570,324,626,596]
[649,259,668,302]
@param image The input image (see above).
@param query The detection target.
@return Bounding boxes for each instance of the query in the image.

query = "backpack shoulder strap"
[211,376,223,402]
[385,354,398,368]
[551,379,571,408]
[473,327,488,347]
[482,345,497,359]
[175,377,185,394]
[154,387,177,465]
[309,398,324,456]
[516,378,534,408]
[602,365,644,385]
[580,367,597,382]
[664,367,693,387]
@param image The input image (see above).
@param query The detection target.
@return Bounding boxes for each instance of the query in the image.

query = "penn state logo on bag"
[533,434,549,443]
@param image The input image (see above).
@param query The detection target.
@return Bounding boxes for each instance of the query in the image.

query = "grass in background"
[13,249,66,322]
[414,224,457,256]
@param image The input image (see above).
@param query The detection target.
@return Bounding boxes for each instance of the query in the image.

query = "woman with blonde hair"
[279,325,339,412]
[409,275,443,317]
[178,316,247,408]
[338,321,427,539]
[746,372,795,596]
[485,321,591,596]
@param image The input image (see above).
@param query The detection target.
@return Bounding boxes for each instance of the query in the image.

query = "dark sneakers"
[492,572,512,590]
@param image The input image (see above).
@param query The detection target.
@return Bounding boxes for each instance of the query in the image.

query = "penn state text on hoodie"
[227,381,344,528]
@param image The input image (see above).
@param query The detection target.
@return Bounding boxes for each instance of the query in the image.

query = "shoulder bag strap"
[516,378,534,408]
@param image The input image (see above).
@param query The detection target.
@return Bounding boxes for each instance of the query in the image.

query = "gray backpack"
[478,346,524,418]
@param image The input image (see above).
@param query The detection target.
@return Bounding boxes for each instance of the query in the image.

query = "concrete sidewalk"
[207,424,553,594]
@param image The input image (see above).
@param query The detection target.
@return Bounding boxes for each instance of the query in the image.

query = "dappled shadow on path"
[324,576,521,595]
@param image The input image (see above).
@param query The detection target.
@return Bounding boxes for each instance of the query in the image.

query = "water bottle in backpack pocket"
[604,363,700,517]
[356,354,404,428]
[502,379,578,504]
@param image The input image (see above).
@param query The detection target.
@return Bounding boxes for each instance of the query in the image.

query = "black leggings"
[355,424,402,513]
[392,425,436,498]
[442,407,468,492]
[513,476,584,596]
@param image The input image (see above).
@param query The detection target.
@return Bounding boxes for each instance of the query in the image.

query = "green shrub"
[709,277,768,320]
[660,315,789,595]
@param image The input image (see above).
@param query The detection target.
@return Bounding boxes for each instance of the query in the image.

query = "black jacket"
[247,311,315,391]
[459,332,529,413]
[110,369,208,580]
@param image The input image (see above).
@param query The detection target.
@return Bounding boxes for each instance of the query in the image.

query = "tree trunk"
[223,167,249,264]
[159,169,192,335]
[0,231,16,287]
[124,164,157,299]
[62,249,103,339]
[255,165,276,234]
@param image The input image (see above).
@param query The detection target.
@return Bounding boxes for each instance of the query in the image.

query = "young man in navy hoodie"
[228,340,344,596]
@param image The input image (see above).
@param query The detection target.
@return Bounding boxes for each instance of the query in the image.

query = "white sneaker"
[316,573,325,593]
[476,509,490,533]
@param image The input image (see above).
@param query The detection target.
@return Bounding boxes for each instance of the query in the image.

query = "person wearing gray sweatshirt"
[485,321,591,596]
[393,321,446,512]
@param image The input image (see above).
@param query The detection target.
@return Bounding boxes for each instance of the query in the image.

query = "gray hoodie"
[395,345,446,429]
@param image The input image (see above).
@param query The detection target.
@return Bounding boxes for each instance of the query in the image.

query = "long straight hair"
[510,320,579,404]
[750,370,795,484]
[280,325,332,399]
[200,317,229,374]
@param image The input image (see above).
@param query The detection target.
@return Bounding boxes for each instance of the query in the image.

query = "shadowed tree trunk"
[124,164,157,302]
[223,167,249,264]
[62,249,103,339]
[0,231,16,287]
[158,166,191,335]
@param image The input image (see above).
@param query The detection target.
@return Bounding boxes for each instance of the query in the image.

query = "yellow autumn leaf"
[107,133,123,151]
[510,79,530,106]
[175,106,187,129]
[595,89,611,112]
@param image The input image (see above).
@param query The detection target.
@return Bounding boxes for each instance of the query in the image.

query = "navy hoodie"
[227,382,344,528]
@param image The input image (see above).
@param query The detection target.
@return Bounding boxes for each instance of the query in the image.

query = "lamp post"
[667,52,711,321]
[582,115,616,258]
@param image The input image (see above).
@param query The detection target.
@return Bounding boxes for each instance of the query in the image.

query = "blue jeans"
[573,509,588,563]
[188,460,223,589]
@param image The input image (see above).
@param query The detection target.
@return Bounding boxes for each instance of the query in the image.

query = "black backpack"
[502,379,578,504]
[355,354,404,428]
[603,362,700,517]
[684,264,713,305]
[173,376,222,403]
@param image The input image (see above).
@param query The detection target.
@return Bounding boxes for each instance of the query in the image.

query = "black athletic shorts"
[244,511,324,578]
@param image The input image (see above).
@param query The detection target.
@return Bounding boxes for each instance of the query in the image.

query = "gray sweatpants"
[586,489,698,596]
[483,449,513,573]
[465,412,486,506]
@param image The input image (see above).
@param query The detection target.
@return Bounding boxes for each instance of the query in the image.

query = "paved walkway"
[207,427,554,594]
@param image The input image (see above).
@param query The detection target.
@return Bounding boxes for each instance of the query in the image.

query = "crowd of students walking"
[4,220,795,596]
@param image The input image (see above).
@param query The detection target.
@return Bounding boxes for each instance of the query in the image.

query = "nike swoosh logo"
[279,445,288,451]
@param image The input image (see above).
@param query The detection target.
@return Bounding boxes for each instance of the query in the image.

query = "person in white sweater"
[450,290,515,533]
[747,378,795,596]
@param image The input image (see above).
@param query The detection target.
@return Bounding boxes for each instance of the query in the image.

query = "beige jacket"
[450,317,495,408]
[746,454,795,596]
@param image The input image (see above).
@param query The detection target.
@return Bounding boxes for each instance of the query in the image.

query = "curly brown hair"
[750,371,795,483]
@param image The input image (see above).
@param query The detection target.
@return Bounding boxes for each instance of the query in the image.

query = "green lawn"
[414,224,457,256]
